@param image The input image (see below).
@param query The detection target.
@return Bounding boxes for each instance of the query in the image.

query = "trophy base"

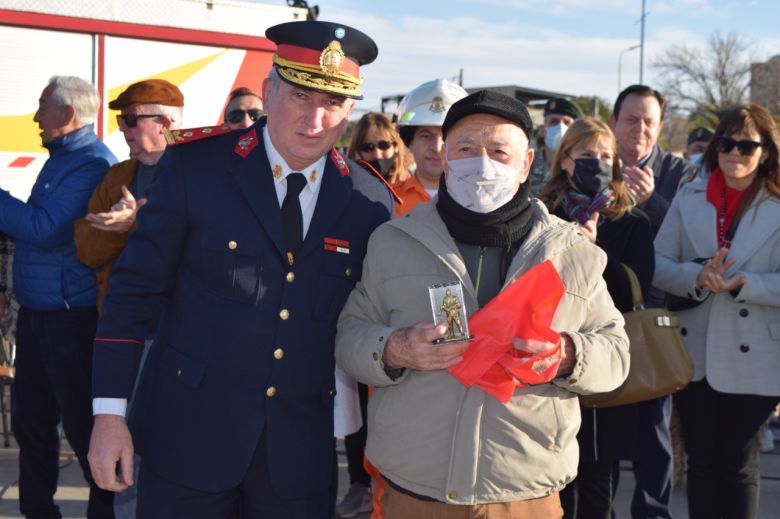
[433,335,475,345]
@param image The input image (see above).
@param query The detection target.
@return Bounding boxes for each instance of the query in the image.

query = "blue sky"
[294,0,780,115]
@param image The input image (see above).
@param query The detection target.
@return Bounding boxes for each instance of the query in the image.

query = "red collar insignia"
[330,148,349,176]
[234,128,258,158]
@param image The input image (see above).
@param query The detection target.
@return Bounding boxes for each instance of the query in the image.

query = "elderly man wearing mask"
[336,90,629,518]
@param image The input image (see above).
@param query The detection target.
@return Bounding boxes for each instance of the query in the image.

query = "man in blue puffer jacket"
[0,76,117,518]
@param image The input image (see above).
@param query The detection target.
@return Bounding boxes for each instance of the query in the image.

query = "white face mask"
[445,154,520,213]
[544,123,568,152]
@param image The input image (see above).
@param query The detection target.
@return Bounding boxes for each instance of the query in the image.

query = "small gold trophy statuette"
[428,281,472,344]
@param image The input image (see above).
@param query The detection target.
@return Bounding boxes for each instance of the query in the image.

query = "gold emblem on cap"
[273,165,283,179]
[320,40,345,77]
[550,100,557,110]
[429,96,446,114]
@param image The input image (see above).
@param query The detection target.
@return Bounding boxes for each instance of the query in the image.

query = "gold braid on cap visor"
[273,54,364,98]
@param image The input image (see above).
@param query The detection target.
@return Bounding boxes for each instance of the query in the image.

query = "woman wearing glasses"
[654,104,780,519]
[540,117,654,518]
[347,112,408,185]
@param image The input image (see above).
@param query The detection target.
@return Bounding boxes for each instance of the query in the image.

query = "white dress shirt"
[93,127,329,416]
[264,126,326,239]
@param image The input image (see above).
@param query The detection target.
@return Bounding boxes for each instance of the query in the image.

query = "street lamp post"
[618,44,641,95]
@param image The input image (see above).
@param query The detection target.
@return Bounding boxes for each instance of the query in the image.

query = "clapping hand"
[578,212,599,243]
[623,165,655,206]
[695,247,745,293]
[85,186,147,233]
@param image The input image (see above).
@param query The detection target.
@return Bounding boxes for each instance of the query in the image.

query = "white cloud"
[471,0,638,14]
[325,7,679,114]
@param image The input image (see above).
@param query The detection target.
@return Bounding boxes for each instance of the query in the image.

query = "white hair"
[267,67,282,95]
[134,103,184,129]
[48,76,100,126]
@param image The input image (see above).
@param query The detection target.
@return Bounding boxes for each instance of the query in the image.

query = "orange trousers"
[382,485,563,519]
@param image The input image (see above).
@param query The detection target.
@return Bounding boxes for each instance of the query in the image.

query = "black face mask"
[368,158,395,180]
[570,158,613,196]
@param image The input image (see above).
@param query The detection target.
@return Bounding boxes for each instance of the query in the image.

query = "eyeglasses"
[116,114,165,128]
[715,136,762,156]
[359,140,394,153]
[226,109,263,124]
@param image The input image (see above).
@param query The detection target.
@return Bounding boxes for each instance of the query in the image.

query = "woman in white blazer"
[654,104,780,519]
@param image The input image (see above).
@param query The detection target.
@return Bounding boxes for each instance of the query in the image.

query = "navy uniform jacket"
[92,119,393,497]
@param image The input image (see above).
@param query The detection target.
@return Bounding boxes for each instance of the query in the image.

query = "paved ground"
[0,436,778,518]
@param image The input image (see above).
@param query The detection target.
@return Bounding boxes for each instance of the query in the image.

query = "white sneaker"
[336,483,372,518]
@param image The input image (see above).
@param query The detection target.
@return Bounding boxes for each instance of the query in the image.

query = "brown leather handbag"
[581,264,693,408]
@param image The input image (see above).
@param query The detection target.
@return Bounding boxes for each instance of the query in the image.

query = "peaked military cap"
[543,97,581,119]
[687,126,714,145]
[266,21,378,99]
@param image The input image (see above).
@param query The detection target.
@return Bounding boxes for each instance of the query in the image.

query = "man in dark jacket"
[87,21,393,519]
[0,76,117,518]
[610,84,696,519]
[611,85,696,236]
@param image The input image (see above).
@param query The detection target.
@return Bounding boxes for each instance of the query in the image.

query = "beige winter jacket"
[336,199,630,505]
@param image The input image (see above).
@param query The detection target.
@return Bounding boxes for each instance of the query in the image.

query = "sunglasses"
[226,109,263,124]
[116,114,164,128]
[715,136,762,156]
[359,140,395,153]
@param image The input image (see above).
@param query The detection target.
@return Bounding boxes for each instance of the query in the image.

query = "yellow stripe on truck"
[105,49,229,135]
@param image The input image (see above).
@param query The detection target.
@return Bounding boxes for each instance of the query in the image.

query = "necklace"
[717,188,730,248]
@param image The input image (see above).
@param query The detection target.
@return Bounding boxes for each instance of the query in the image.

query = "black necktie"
[281,172,307,259]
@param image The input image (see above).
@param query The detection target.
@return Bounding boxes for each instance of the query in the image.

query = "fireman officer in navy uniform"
[87,21,394,519]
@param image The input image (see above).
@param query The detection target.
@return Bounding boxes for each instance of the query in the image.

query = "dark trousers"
[343,382,370,487]
[629,396,673,518]
[137,430,332,519]
[561,459,616,519]
[13,306,114,519]
[675,379,779,519]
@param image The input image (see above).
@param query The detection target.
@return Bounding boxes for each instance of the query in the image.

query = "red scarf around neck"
[706,167,747,248]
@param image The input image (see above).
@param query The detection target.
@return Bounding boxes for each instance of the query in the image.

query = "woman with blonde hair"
[347,112,408,185]
[654,104,780,519]
[541,117,655,518]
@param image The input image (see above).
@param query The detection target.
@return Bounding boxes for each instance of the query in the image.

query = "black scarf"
[436,175,535,248]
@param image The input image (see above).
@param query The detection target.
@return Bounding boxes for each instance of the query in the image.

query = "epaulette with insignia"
[330,148,349,176]
[356,159,402,204]
[164,124,233,146]
[234,128,258,158]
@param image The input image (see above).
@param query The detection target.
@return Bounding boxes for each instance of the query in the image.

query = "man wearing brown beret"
[74,79,184,312]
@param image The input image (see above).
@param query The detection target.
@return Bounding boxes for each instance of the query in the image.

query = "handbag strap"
[621,263,645,311]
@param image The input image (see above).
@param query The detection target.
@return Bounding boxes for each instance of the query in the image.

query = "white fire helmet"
[396,78,468,128]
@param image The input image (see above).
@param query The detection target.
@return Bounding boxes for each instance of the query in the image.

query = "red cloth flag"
[448,260,566,403]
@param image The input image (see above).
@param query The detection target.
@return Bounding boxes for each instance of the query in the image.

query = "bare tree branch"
[652,31,754,123]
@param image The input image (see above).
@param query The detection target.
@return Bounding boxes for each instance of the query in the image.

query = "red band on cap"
[276,44,359,77]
